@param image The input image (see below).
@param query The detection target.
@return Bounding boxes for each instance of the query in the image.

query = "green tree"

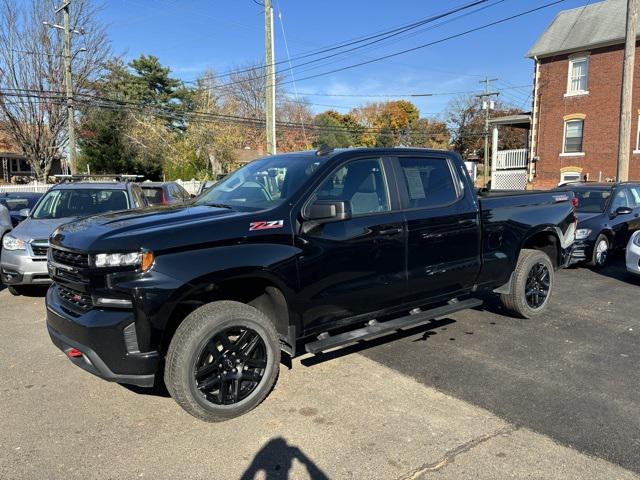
[313,111,357,148]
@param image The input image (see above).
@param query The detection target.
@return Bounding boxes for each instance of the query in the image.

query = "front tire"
[589,234,609,268]
[164,301,280,422]
[501,249,555,319]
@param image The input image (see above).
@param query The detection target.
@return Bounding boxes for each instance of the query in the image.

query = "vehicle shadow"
[240,437,329,480]
[300,318,455,367]
[584,254,640,285]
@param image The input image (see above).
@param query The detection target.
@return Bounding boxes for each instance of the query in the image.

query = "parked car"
[0,203,11,247]
[0,192,43,226]
[141,182,191,206]
[45,148,576,421]
[626,231,640,276]
[557,182,640,267]
[1,180,148,296]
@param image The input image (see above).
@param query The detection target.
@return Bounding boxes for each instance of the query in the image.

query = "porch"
[489,114,531,190]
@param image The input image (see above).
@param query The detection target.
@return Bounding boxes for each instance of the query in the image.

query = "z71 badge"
[249,220,284,231]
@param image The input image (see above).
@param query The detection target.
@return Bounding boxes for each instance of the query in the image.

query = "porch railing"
[495,149,528,169]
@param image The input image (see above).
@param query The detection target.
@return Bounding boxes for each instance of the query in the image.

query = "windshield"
[574,189,611,213]
[31,188,130,219]
[0,194,40,211]
[195,154,327,211]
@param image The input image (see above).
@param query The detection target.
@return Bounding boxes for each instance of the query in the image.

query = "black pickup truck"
[45,148,576,421]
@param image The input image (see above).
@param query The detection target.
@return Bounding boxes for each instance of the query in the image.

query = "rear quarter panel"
[477,192,576,288]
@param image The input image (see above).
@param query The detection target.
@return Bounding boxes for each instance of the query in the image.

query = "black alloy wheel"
[194,327,268,406]
[525,262,550,309]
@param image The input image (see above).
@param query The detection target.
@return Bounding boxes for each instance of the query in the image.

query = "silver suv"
[1,181,147,295]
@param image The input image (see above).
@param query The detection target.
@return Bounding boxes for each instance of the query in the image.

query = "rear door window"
[397,157,459,209]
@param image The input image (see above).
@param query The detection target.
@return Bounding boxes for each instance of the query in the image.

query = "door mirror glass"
[615,206,633,216]
[18,208,30,218]
[306,200,351,222]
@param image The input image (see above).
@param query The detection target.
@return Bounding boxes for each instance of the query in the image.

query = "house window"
[9,158,32,174]
[567,55,589,94]
[563,119,584,154]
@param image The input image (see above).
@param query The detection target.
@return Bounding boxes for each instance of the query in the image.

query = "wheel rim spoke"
[525,262,550,309]
[194,326,268,406]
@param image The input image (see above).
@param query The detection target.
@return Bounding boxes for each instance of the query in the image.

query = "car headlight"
[575,229,592,240]
[2,235,26,251]
[92,251,154,271]
[634,233,640,247]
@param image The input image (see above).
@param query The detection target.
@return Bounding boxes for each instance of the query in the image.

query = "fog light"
[67,348,83,358]
[94,297,132,308]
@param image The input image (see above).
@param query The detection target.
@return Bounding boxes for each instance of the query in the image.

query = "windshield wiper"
[204,203,234,210]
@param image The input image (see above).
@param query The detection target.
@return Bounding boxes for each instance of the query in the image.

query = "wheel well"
[160,278,290,355]
[523,231,560,268]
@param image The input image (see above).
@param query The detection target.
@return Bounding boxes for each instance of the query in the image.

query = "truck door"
[394,155,481,304]
[295,156,406,335]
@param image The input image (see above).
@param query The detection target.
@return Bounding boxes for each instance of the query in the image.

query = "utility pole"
[46,1,79,174]
[264,0,277,155]
[617,0,639,182]
[477,77,499,188]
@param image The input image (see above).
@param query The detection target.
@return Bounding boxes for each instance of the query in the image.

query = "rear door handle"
[378,227,403,236]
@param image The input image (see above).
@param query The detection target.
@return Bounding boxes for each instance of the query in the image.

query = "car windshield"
[0,194,40,211]
[574,189,611,213]
[194,154,327,211]
[31,188,130,219]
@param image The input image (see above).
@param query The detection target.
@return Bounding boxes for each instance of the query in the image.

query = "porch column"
[491,125,499,181]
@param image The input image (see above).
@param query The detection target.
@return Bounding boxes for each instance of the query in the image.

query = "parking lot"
[1,258,639,479]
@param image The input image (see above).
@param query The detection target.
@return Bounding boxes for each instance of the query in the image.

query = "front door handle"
[458,219,478,227]
[378,227,402,236]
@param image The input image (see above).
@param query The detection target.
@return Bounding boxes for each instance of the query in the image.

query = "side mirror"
[18,208,30,218]
[305,200,351,223]
[614,206,633,216]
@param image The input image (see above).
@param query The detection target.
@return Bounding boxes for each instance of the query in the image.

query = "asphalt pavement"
[0,258,639,479]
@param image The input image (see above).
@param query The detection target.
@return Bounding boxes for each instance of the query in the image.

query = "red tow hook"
[67,348,83,358]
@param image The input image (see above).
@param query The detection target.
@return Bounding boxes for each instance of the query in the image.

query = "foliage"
[0,0,110,181]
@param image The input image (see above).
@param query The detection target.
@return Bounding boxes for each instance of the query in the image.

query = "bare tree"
[0,0,109,181]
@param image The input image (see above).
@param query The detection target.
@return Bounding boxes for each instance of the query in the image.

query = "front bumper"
[0,247,51,285]
[626,237,640,275]
[568,239,594,265]
[46,285,159,387]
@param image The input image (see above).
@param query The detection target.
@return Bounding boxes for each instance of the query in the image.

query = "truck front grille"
[51,247,89,269]
[31,240,49,257]
[57,285,93,311]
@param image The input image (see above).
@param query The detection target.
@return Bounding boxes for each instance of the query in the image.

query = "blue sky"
[98,0,591,117]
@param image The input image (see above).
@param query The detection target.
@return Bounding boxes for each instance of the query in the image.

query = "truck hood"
[10,217,76,242]
[50,204,251,252]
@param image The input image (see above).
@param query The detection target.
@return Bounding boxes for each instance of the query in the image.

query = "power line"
[185,0,491,85]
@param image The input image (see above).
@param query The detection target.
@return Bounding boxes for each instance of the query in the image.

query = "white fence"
[0,179,206,196]
[495,149,528,170]
[0,182,53,193]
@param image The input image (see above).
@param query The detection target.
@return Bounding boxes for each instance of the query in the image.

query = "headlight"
[634,233,640,247]
[575,229,592,240]
[2,235,26,251]
[92,251,154,271]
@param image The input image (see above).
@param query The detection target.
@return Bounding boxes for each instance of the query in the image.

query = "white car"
[626,231,640,276]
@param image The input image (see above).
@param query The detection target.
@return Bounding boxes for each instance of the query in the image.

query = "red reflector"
[67,348,83,358]
[571,197,579,208]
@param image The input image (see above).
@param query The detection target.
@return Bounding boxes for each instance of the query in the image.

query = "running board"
[304,298,482,354]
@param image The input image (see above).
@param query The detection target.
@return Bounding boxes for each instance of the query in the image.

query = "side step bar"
[304,298,482,355]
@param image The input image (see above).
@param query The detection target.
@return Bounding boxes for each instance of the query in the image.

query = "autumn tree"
[0,0,110,181]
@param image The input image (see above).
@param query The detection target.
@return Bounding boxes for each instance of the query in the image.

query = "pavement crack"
[398,425,519,479]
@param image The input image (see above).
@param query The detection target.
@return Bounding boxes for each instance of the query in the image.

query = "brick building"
[527,0,640,188]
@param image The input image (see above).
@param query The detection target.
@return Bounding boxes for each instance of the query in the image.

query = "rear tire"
[501,249,555,319]
[588,234,609,268]
[164,300,280,422]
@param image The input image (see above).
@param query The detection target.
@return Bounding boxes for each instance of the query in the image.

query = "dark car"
[45,148,576,421]
[141,182,191,206]
[559,182,640,267]
[0,192,43,226]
